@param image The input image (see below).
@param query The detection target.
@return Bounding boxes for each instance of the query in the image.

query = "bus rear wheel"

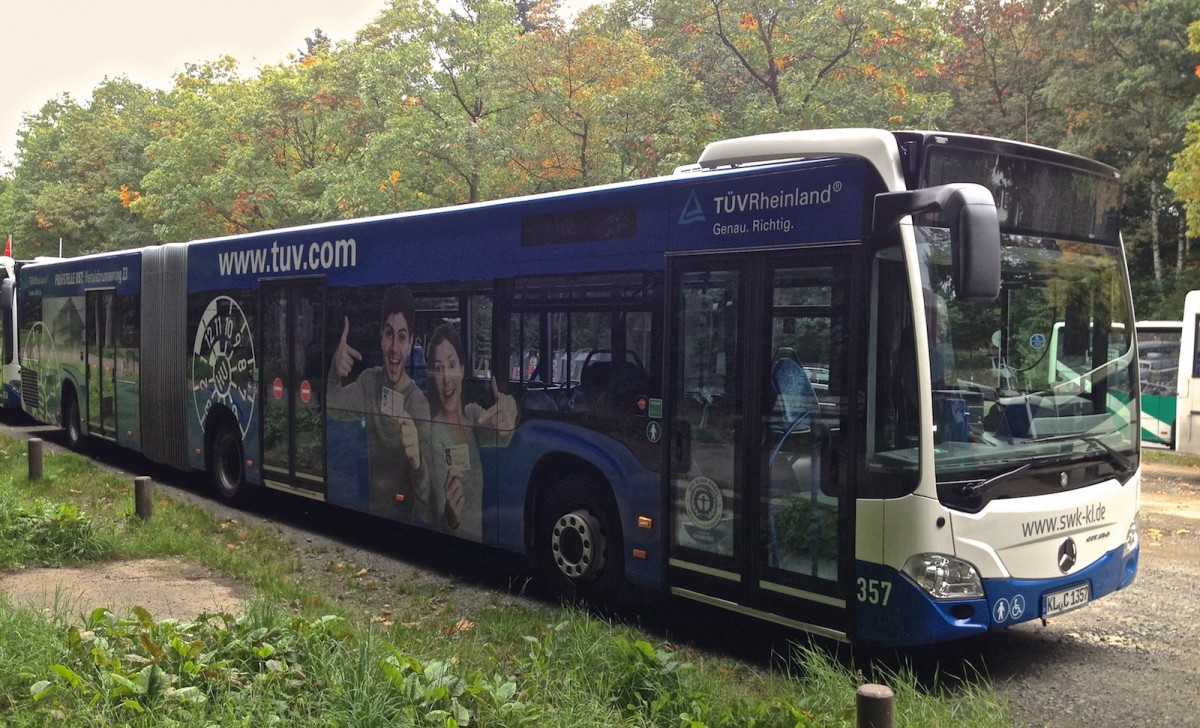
[537,475,624,602]
[209,420,256,506]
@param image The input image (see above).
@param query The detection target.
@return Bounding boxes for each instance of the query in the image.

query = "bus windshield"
[916,228,1137,505]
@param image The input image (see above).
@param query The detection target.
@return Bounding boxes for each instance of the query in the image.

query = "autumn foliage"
[0,0,1198,319]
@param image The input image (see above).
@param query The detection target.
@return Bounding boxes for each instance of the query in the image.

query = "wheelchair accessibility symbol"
[992,594,1026,624]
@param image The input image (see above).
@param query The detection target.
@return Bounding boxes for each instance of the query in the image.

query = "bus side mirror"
[1,278,12,312]
[873,182,1001,301]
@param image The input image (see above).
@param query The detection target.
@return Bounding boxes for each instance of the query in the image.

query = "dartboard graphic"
[192,296,256,436]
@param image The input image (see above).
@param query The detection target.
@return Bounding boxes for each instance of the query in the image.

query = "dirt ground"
[3,459,1193,627]
[0,557,249,621]
[971,459,1200,728]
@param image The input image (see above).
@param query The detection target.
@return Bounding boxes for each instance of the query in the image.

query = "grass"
[0,433,1017,726]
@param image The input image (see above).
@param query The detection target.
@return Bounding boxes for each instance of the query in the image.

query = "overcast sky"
[0,0,388,168]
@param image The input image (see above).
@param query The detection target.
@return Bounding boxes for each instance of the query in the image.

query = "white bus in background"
[0,253,28,410]
[1167,291,1200,455]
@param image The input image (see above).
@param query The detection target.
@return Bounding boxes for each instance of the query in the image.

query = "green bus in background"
[1137,320,1182,447]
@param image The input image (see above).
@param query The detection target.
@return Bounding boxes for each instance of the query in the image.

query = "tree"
[136,58,261,241]
[6,78,161,255]
[633,0,953,135]
[1167,19,1200,282]
[936,0,1059,143]
[508,6,676,189]
[138,39,380,241]
[406,0,529,203]
[325,0,525,212]
[1043,0,1200,316]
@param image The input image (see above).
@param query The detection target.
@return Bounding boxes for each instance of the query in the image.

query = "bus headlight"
[901,553,984,599]
[1124,521,1138,557]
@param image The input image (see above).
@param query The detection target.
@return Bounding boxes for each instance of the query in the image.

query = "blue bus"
[12,129,1140,646]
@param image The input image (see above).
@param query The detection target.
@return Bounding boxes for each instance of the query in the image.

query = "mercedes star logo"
[1058,537,1078,573]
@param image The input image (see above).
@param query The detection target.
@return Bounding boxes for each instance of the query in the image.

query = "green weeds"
[0,497,116,568]
[0,435,1016,726]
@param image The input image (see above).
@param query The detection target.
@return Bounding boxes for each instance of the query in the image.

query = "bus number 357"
[857,578,892,606]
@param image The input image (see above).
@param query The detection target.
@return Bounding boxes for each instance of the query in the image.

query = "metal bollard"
[28,438,43,481]
[134,476,154,521]
[856,683,894,728]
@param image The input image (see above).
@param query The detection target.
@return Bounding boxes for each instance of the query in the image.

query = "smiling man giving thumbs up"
[326,285,432,524]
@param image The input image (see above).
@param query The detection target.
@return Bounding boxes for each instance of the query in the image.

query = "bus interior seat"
[773,346,800,364]
[566,360,612,413]
[772,356,819,433]
[606,360,651,408]
[766,360,829,570]
[569,352,650,414]
[521,385,559,412]
[581,360,614,391]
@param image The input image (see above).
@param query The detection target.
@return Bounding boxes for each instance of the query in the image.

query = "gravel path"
[926,461,1200,727]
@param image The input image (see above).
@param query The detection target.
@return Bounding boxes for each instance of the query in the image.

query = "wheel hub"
[551,509,606,581]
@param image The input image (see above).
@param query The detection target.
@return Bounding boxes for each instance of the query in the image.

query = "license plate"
[1042,583,1090,618]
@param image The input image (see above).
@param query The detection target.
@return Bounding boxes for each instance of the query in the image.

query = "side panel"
[19,254,142,439]
[185,287,260,482]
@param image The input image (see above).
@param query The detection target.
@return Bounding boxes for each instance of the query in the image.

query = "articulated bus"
[1136,319,1183,447]
[8,129,1140,646]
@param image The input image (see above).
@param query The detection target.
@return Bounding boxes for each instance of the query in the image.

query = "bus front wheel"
[209,420,255,506]
[537,475,624,602]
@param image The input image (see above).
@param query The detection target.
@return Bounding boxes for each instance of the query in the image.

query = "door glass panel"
[762,266,843,581]
[292,284,325,483]
[672,270,740,558]
[262,282,326,487]
[86,290,116,436]
[262,287,288,475]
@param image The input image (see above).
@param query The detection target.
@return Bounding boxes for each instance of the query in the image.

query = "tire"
[63,391,84,450]
[537,474,625,602]
[209,420,256,506]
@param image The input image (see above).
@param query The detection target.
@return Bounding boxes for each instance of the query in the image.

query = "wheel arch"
[500,420,663,591]
[60,379,85,447]
[524,452,617,559]
[60,379,80,427]
[203,404,244,473]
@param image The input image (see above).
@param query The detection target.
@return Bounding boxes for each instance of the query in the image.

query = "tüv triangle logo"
[678,190,706,225]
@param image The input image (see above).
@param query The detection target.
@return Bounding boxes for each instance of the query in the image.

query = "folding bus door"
[85,289,118,440]
[261,278,327,497]
[666,250,857,641]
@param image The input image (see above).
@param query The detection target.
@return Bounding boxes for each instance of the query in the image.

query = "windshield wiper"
[959,462,1032,499]
[1023,431,1134,472]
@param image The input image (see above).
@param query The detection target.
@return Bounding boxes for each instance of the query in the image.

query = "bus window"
[469,294,492,379]
[863,252,920,498]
